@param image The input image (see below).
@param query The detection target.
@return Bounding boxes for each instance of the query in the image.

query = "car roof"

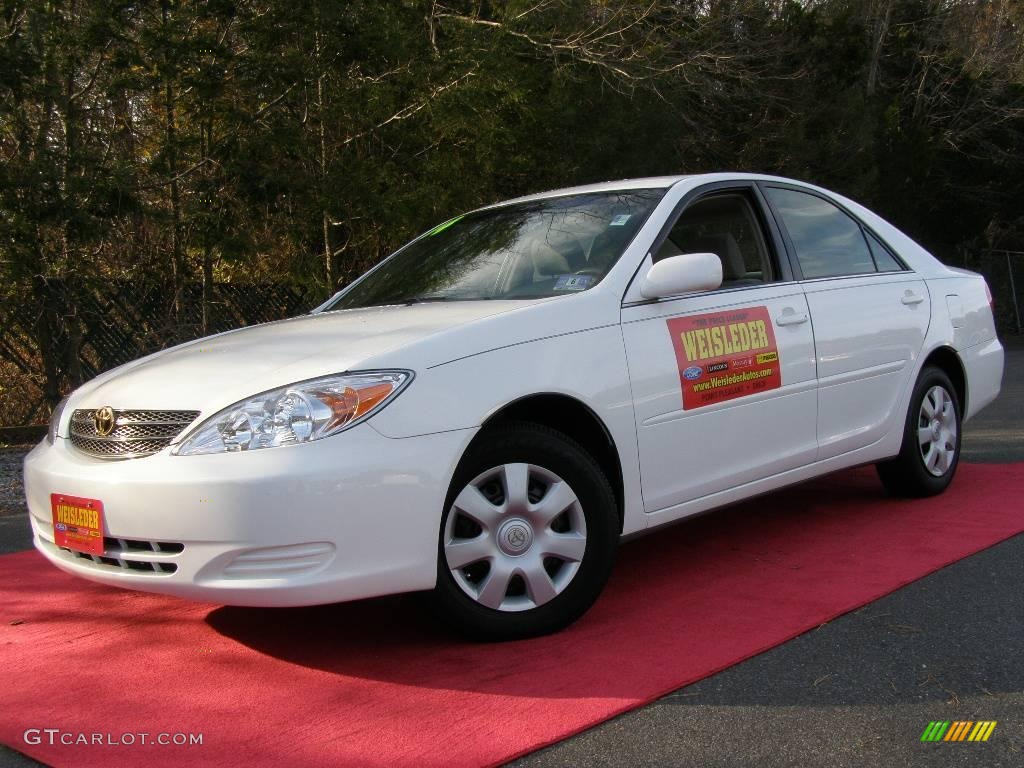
[474,173,828,210]
[477,176,691,210]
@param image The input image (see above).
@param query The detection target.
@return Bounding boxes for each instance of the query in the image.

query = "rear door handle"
[775,310,808,326]
[901,291,925,306]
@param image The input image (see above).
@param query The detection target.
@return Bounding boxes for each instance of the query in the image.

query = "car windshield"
[327,189,665,309]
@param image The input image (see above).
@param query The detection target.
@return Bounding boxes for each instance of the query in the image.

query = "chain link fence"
[2,256,1021,435]
[959,250,1024,336]
[981,250,1023,336]
[0,280,314,433]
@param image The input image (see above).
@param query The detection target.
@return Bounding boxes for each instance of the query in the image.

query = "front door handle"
[901,291,925,306]
[775,309,808,326]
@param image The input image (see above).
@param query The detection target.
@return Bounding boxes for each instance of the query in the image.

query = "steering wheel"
[573,267,604,278]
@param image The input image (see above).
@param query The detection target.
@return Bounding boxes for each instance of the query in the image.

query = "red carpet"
[2,463,1023,768]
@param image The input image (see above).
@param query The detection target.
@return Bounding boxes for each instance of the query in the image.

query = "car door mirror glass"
[639,252,723,299]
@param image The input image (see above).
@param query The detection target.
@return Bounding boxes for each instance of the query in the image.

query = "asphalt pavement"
[1,340,1021,767]
[511,339,1024,768]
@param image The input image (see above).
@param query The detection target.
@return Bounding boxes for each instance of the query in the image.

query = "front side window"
[328,190,665,309]
[656,193,776,286]
[765,187,876,279]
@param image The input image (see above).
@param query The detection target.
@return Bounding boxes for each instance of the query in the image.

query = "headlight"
[174,371,412,456]
[47,395,70,444]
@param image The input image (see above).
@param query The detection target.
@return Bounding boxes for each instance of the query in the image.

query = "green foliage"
[1,0,1022,404]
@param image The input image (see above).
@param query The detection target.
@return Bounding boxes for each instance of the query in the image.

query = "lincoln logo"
[94,406,116,437]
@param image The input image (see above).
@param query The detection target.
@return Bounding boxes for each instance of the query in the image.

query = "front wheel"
[434,422,618,640]
[876,366,962,497]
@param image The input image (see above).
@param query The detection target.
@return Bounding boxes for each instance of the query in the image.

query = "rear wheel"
[876,366,961,497]
[435,422,618,640]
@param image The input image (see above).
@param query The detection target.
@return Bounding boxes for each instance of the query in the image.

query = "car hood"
[67,300,537,417]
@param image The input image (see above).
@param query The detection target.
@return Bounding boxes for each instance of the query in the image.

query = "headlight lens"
[47,395,70,444]
[174,371,412,456]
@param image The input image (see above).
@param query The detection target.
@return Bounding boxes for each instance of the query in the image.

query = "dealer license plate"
[51,493,105,556]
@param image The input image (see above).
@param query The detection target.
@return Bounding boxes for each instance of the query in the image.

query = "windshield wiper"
[400,296,452,305]
[400,296,497,304]
[354,296,494,308]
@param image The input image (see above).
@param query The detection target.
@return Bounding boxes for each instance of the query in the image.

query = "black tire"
[876,365,962,497]
[434,421,618,640]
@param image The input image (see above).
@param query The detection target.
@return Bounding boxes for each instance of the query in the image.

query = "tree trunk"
[313,0,333,298]
[201,118,214,336]
[162,0,184,329]
[64,310,84,387]
[867,0,893,96]
[202,243,213,335]
[60,33,84,389]
[32,272,61,408]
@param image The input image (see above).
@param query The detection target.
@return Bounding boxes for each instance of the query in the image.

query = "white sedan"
[25,173,1004,639]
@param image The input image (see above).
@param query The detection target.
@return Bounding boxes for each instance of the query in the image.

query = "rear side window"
[865,230,904,272]
[765,188,875,279]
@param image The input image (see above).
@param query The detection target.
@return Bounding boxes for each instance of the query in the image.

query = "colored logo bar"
[921,721,996,742]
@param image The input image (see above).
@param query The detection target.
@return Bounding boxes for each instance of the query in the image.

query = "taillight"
[984,282,994,313]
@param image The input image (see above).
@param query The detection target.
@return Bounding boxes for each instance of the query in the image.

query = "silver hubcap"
[918,385,957,477]
[443,463,587,612]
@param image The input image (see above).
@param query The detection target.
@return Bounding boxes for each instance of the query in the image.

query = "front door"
[621,186,818,516]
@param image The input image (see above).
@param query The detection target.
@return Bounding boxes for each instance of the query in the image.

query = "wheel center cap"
[931,419,941,439]
[496,518,534,556]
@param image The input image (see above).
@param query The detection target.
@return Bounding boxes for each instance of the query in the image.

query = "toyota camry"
[25,173,1004,639]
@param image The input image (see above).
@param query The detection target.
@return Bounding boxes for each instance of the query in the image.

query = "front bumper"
[25,424,473,606]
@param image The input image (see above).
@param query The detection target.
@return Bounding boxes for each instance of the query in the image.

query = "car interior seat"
[587,227,633,274]
[678,232,759,286]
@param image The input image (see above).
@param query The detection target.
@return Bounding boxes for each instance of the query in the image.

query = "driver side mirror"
[639,252,722,299]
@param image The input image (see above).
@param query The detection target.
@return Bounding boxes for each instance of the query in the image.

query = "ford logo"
[683,366,703,380]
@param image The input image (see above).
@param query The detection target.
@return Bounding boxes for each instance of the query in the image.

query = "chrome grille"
[72,420,185,439]
[69,409,200,459]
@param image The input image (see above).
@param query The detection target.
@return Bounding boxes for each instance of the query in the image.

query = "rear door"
[761,184,931,459]
[621,183,818,514]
